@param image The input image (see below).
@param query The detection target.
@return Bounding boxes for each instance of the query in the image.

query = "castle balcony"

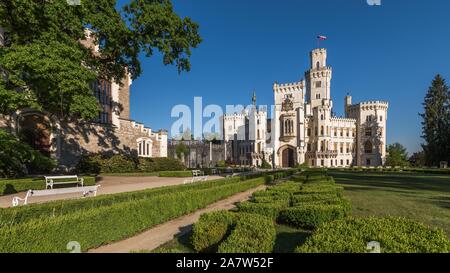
[306,150,338,159]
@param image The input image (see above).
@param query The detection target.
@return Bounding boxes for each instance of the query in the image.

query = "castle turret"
[305,48,332,109]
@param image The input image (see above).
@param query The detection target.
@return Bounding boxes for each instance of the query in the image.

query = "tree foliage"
[0,130,56,178]
[419,75,450,166]
[0,0,201,121]
[385,143,409,167]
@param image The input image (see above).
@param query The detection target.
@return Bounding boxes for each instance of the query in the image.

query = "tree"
[385,143,409,167]
[0,0,201,121]
[175,142,189,159]
[409,151,426,167]
[419,75,450,166]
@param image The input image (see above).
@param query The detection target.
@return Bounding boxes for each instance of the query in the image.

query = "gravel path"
[89,185,266,253]
[0,175,223,208]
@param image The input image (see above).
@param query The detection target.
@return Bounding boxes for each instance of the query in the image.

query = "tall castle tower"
[305,48,332,109]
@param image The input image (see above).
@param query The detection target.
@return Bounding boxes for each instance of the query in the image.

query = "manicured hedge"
[191,211,235,253]
[217,213,276,253]
[76,154,185,174]
[237,200,288,220]
[0,177,266,252]
[0,177,244,227]
[0,176,96,196]
[279,202,350,229]
[295,217,450,253]
[158,171,192,177]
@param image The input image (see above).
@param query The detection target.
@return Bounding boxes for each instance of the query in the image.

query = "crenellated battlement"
[330,116,357,124]
[273,81,305,93]
[348,100,389,111]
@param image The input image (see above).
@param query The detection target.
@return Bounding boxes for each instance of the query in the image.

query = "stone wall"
[168,140,225,168]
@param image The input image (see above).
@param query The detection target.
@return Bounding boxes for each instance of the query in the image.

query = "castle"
[221,48,388,168]
[0,28,168,169]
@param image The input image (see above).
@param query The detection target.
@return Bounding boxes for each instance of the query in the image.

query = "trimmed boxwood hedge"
[191,211,235,253]
[237,200,288,220]
[158,171,192,177]
[0,176,96,196]
[0,177,266,252]
[279,202,349,229]
[295,217,450,253]
[0,177,244,227]
[217,213,276,253]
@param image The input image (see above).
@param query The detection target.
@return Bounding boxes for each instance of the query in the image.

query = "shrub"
[158,171,192,177]
[0,177,266,252]
[0,130,56,178]
[191,211,235,252]
[0,177,241,227]
[296,217,450,253]
[75,154,185,174]
[291,193,339,204]
[217,213,276,253]
[237,200,288,220]
[279,203,349,229]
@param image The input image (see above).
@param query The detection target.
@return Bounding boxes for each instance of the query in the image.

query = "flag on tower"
[317,35,327,41]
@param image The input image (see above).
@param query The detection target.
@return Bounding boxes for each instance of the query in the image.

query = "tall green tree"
[419,75,450,166]
[0,0,201,121]
[385,143,410,167]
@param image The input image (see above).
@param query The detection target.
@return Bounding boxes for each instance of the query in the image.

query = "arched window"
[137,138,152,157]
[316,61,320,70]
[290,120,294,133]
[364,140,373,154]
[320,126,324,136]
[365,128,372,137]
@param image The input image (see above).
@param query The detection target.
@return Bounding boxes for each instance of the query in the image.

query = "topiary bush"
[295,217,450,253]
[237,200,288,220]
[191,211,235,253]
[279,203,349,229]
[217,213,276,253]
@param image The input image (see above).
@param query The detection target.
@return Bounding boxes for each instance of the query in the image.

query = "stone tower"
[305,48,332,109]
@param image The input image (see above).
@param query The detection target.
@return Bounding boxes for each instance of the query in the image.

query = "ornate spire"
[252,90,257,106]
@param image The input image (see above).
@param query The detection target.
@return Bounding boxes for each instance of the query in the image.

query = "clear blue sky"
[120,0,450,154]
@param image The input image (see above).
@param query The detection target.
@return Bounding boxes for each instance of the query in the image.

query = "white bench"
[183,175,209,184]
[45,175,84,189]
[192,170,204,177]
[12,185,100,207]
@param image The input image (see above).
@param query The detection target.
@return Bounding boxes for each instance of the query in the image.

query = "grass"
[329,170,450,238]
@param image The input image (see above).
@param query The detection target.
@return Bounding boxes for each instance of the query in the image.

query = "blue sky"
[120,0,450,154]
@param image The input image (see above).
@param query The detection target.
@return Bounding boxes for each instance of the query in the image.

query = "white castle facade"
[221,48,388,168]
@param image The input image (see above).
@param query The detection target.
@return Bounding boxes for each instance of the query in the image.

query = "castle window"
[137,138,152,157]
[307,128,311,137]
[340,144,343,154]
[340,129,343,137]
[320,126,324,136]
[315,81,322,88]
[365,128,372,137]
[364,140,373,154]
[307,143,311,151]
[316,61,320,70]
[346,129,349,137]
[379,116,383,122]
[315,94,321,99]
[334,128,337,137]
[366,159,371,166]
[320,114,324,120]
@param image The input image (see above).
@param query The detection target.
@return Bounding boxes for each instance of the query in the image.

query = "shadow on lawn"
[330,171,450,193]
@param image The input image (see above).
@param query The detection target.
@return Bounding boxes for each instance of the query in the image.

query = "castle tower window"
[316,61,320,70]
[364,140,373,154]
[320,126,324,136]
[307,128,311,137]
[315,81,322,88]
[137,138,152,157]
[365,128,372,137]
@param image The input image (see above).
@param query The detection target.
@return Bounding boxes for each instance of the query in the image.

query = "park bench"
[45,175,84,189]
[11,185,100,207]
[183,174,209,184]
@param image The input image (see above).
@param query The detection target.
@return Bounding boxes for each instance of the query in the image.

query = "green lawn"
[329,170,450,238]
